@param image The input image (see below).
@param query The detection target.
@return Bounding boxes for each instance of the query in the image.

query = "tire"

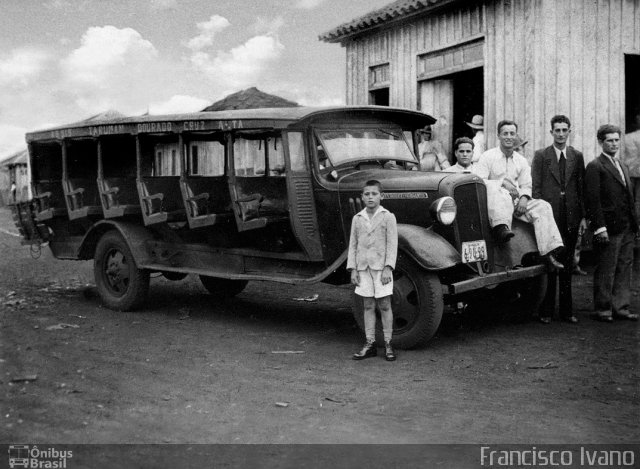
[94,230,150,311]
[352,253,444,349]
[199,276,248,298]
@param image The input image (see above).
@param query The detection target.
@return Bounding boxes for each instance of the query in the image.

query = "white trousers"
[484,180,564,256]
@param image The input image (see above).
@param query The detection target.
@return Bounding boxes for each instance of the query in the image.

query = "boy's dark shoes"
[539,316,551,324]
[384,341,396,361]
[492,224,514,244]
[353,341,377,360]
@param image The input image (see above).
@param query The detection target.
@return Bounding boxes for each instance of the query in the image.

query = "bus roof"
[26,105,436,143]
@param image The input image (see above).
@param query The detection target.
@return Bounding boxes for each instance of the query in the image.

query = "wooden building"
[0,149,31,205]
[320,0,640,162]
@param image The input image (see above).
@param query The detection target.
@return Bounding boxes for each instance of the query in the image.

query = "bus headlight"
[430,196,457,225]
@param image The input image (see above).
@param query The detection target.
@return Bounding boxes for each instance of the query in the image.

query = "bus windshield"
[316,128,416,167]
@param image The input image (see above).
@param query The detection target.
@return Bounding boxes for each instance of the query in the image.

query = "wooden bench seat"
[33,182,67,221]
[63,179,102,220]
[232,177,289,232]
[181,176,233,229]
[98,177,141,218]
[138,176,187,226]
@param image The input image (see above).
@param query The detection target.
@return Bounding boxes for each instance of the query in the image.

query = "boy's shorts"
[355,268,393,298]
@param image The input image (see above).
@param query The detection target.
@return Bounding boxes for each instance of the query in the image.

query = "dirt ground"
[1,206,638,448]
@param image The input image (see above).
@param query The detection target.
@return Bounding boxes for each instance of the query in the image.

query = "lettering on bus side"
[182,121,205,132]
[51,129,73,139]
[137,122,174,133]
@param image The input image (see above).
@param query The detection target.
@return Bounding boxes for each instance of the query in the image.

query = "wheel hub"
[391,271,420,332]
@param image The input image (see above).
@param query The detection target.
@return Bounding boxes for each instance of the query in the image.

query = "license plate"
[461,240,487,264]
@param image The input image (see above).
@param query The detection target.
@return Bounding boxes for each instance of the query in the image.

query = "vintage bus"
[11,106,548,348]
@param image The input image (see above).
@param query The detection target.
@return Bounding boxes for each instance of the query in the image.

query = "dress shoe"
[492,224,515,244]
[613,311,639,321]
[561,315,579,324]
[590,312,613,323]
[573,267,588,276]
[546,253,564,270]
[384,341,396,361]
[539,316,552,324]
[353,340,377,360]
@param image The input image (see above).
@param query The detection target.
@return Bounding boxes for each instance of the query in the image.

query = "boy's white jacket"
[346,206,398,271]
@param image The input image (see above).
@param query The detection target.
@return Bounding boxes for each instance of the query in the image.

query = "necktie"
[612,156,626,186]
[559,151,566,188]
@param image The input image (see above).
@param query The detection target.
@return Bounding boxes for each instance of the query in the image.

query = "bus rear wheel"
[199,276,248,298]
[94,230,150,311]
[352,254,443,349]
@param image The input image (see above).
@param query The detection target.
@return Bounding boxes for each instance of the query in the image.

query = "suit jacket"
[584,153,638,236]
[532,145,585,232]
[347,206,398,271]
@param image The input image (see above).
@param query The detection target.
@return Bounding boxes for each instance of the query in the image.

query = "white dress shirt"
[473,147,532,198]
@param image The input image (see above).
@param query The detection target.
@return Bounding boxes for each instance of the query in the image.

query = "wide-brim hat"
[513,135,528,148]
[465,114,484,130]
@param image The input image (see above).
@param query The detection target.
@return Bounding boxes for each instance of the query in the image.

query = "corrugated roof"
[202,87,298,112]
[1,148,28,167]
[319,0,457,43]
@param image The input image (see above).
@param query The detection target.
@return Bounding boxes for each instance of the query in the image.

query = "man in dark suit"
[532,115,585,324]
[585,124,639,322]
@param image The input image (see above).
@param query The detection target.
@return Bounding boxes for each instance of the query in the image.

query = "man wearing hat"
[418,125,450,171]
[466,115,485,163]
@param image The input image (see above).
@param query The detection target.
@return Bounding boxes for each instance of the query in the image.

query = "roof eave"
[319,0,464,44]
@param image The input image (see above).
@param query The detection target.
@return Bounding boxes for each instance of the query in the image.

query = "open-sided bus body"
[12,106,547,348]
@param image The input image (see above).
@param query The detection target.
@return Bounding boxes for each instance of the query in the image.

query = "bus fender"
[397,224,460,271]
[78,220,154,267]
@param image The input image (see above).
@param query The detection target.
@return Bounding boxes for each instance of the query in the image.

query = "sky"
[0,0,392,160]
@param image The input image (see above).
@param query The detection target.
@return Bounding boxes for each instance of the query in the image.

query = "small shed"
[320,0,640,162]
[0,149,30,205]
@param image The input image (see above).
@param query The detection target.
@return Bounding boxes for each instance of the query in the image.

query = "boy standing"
[347,180,398,361]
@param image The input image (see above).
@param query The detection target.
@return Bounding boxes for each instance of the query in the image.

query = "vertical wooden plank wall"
[344,4,484,108]
[343,0,640,163]
[486,0,640,161]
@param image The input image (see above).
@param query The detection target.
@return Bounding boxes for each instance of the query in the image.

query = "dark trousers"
[541,221,579,318]
[594,226,635,315]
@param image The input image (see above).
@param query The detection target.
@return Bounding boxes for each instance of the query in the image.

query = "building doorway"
[453,67,484,142]
[625,54,640,132]
[419,66,483,159]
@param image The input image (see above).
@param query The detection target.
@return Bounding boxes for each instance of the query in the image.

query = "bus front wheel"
[352,254,443,349]
[94,230,150,311]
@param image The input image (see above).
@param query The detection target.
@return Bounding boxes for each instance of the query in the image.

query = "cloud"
[187,15,231,51]
[0,49,51,87]
[272,84,344,107]
[149,95,210,114]
[295,0,326,9]
[149,0,178,10]
[0,124,28,160]
[44,0,89,10]
[251,16,285,36]
[61,26,158,88]
[58,26,173,115]
[190,35,284,89]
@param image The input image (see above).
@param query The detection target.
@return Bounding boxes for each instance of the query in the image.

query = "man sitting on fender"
[474,120,564,269]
